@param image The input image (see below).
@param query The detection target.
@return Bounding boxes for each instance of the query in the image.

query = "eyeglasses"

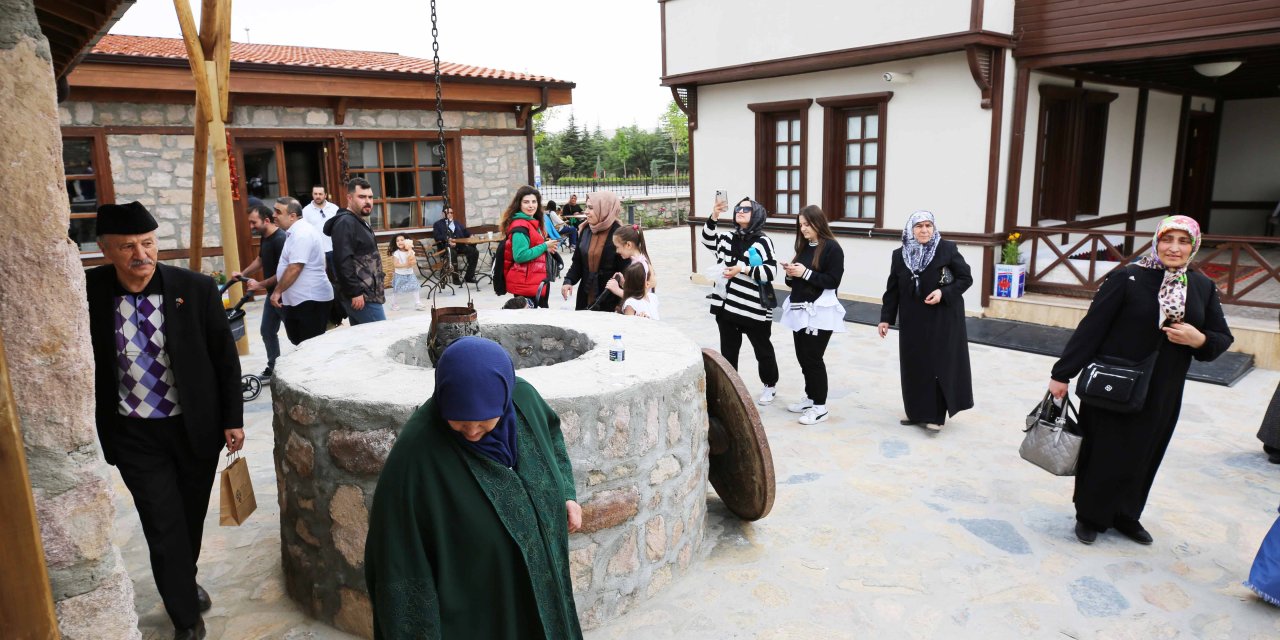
[734,206,753,213]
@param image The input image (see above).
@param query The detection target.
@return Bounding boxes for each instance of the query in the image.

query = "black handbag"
[756,280,778,314]
[1075,349,1158,414]
[940,266,954,286]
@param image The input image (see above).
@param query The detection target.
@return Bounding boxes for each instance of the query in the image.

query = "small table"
[453,235,503,289]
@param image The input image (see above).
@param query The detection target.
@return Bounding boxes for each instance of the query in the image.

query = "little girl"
[606,224,656,296]
[389,234,424,311]
[616,262,660,320]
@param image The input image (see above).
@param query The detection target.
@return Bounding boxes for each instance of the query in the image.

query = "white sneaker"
[799,407,829,425]
[757,386,776,406]
[787,397,814,413]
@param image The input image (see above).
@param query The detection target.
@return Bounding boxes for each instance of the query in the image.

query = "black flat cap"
[96,201,158,237]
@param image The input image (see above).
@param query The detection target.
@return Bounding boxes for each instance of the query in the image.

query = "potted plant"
[994,231,1026,299]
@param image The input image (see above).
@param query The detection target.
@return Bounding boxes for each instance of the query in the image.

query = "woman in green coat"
[365,337,583,639]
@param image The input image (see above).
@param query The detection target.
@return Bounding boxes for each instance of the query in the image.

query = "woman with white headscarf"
[877,210,974,431]
[1048,215,1233,546]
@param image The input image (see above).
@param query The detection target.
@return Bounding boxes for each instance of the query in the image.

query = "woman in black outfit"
[779,205,845,425]
[1257,382,1280,464]
[1049,215,1233,545]
[561,191,624,311]
[877,210,973,432]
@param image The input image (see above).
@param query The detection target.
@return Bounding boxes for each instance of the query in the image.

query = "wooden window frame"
[749,99,811,217]
[345,137,457,232]
[1030,85,1118,224]
[61,129,115,253]
[818,92,892,224]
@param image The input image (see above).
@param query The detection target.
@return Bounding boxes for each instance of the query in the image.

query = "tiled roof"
[91,34,566,83]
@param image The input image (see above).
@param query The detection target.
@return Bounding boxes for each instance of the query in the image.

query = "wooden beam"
[189,99,209,270]
[334,96,348,125]
[0,331,60,639]
[205,60,247,354]
[199,0,221,58]
[34,0,104,30]
[216,0,232,123]
[172,0,214,120]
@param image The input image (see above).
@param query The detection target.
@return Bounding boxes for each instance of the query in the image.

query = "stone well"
[271,310,709,637]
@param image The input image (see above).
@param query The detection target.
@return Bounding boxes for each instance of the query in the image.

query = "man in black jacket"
[431,206,478,284]
[85,202,243,640]
[324,177,386,324]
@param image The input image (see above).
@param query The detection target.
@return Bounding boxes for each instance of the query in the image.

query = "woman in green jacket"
[365,337,583,639]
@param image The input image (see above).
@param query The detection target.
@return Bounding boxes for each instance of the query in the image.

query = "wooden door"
[1178,112,1216,227]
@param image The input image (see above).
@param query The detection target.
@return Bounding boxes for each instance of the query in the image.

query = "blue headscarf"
[434,337,519,468]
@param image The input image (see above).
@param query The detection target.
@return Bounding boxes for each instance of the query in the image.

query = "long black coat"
[87,264,243,465]
[1052,265,1232,529]
[564,221,624,311]
[880,240,974,422]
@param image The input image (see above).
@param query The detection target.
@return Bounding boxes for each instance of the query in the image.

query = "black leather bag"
[1075,349,1159,414]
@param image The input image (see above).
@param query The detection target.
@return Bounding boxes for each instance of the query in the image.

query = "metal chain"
[430,0,450,213]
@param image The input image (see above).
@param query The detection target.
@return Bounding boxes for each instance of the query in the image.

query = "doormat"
[1198,262,1266,289]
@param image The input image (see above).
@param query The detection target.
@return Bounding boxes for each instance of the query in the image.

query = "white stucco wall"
[1210,97,1280,235]
[664,0,970,76]
[982,0,1016,33]
[691,53,991,308]
[1136,91,1181,212]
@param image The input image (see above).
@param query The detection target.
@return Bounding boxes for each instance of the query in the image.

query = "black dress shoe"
[196,583,212,612]
[1114,520,1154,545]
[1075,521,1098,545]
[899,419,925,426]
[174,619,206,640]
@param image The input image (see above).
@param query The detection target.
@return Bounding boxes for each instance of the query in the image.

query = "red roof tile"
[92,34,566,84]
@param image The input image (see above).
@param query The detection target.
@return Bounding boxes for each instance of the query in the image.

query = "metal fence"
[538,177,690,203]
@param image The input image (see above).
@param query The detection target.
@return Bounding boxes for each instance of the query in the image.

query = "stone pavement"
[110,226,1280,639]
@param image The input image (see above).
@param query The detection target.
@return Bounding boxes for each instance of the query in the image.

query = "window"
[63,135,113,252]
[1032,85,1117,222]
[818,92,891,223]
[749,99,811,216]
[347,139,451,230]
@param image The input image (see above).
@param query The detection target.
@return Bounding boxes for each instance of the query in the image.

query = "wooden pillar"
[206,59,247,354]
[0,331,59,639]
[189,100,208,270]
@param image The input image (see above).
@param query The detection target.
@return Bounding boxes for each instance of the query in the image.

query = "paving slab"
[109,227,1280,639]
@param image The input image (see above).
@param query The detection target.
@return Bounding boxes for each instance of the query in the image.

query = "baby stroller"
[220,277,262,402]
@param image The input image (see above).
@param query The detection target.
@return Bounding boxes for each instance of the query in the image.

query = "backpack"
[492,235,508,296]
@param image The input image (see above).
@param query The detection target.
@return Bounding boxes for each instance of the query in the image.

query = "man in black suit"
[431,206,478,284]
[86,202,244,640]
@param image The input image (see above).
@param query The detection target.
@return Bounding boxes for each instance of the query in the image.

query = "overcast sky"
[110,0,671,133]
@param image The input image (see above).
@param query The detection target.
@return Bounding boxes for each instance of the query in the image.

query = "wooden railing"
[1014,227,1280,310]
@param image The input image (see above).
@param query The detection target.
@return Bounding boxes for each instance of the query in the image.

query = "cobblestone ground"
[111,227,1280,638]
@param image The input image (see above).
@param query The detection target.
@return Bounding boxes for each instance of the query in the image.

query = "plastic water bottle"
[609,334,625,362]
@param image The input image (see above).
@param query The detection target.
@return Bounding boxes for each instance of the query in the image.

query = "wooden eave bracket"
[966,44,996,109]
[671,86,697,130]
[334,97,349,125]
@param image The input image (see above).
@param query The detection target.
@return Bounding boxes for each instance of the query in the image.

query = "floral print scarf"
[1135,215,1201,328]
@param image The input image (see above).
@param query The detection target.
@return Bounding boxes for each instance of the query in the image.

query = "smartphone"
[715,189,728,207]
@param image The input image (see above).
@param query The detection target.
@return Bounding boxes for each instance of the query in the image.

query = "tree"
[660,100,689,177]
[560,111,586,176]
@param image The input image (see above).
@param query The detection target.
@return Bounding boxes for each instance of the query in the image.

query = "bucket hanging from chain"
[427,285,479,365]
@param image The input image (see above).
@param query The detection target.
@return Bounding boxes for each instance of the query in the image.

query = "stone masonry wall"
[269,312,707,637]
[1,4,140,638]
[58,101,529,267]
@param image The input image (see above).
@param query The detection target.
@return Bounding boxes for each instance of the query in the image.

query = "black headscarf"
[729,198,769,260]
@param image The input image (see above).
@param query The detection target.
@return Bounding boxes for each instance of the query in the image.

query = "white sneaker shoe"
[799,407,829,425]
[757,386,777,406]
[787,397,814,413]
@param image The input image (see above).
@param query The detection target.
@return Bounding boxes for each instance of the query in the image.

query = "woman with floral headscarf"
[878,210,974,431]
[1049,215,1233,546]
[702,196,780,405]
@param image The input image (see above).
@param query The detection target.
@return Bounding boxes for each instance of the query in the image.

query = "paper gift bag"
[220,452,257,526]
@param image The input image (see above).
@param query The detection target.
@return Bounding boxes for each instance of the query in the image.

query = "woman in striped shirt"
[702,197,780,405]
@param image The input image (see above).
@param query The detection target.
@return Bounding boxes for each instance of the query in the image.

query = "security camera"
[882,72,913,84]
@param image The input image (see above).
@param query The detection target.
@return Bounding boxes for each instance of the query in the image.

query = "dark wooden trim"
[748,99,814,113]
[660,0,668,78]
[1029,85,1119,225]
[1212,200,1276,209]
[1068,205,1171,229]
[688,218,1001,245]
[67,86,528,115]
[981,49,1006,307]
[1203,98,1226,231]
[662,30,1013,87]
[965,45,995,108]
[1017,30,1280,68]
[1002,65,1032,231]
[1034,66,1205,100]
[334,97,348,126]
[815,92,893,109]
[686,86,697,241]
[1171,94,1192,210]
[1125,88,1149,252]
[971,0,985,31]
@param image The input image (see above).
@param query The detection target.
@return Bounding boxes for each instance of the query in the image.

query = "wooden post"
[188,99,208,270]
[206,59,248,355]
[0,331,60,639]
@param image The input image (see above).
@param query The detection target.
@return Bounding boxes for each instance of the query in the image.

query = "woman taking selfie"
[780,206,845,425]
[877,210,973,431]
[1049,215,1233,546]
[702,197,779,405]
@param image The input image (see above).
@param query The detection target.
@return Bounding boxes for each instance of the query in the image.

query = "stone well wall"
[271,311,708,637]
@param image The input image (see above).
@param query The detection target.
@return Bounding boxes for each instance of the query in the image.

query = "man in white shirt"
[271,197,334,345]
[301,185,339,266]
